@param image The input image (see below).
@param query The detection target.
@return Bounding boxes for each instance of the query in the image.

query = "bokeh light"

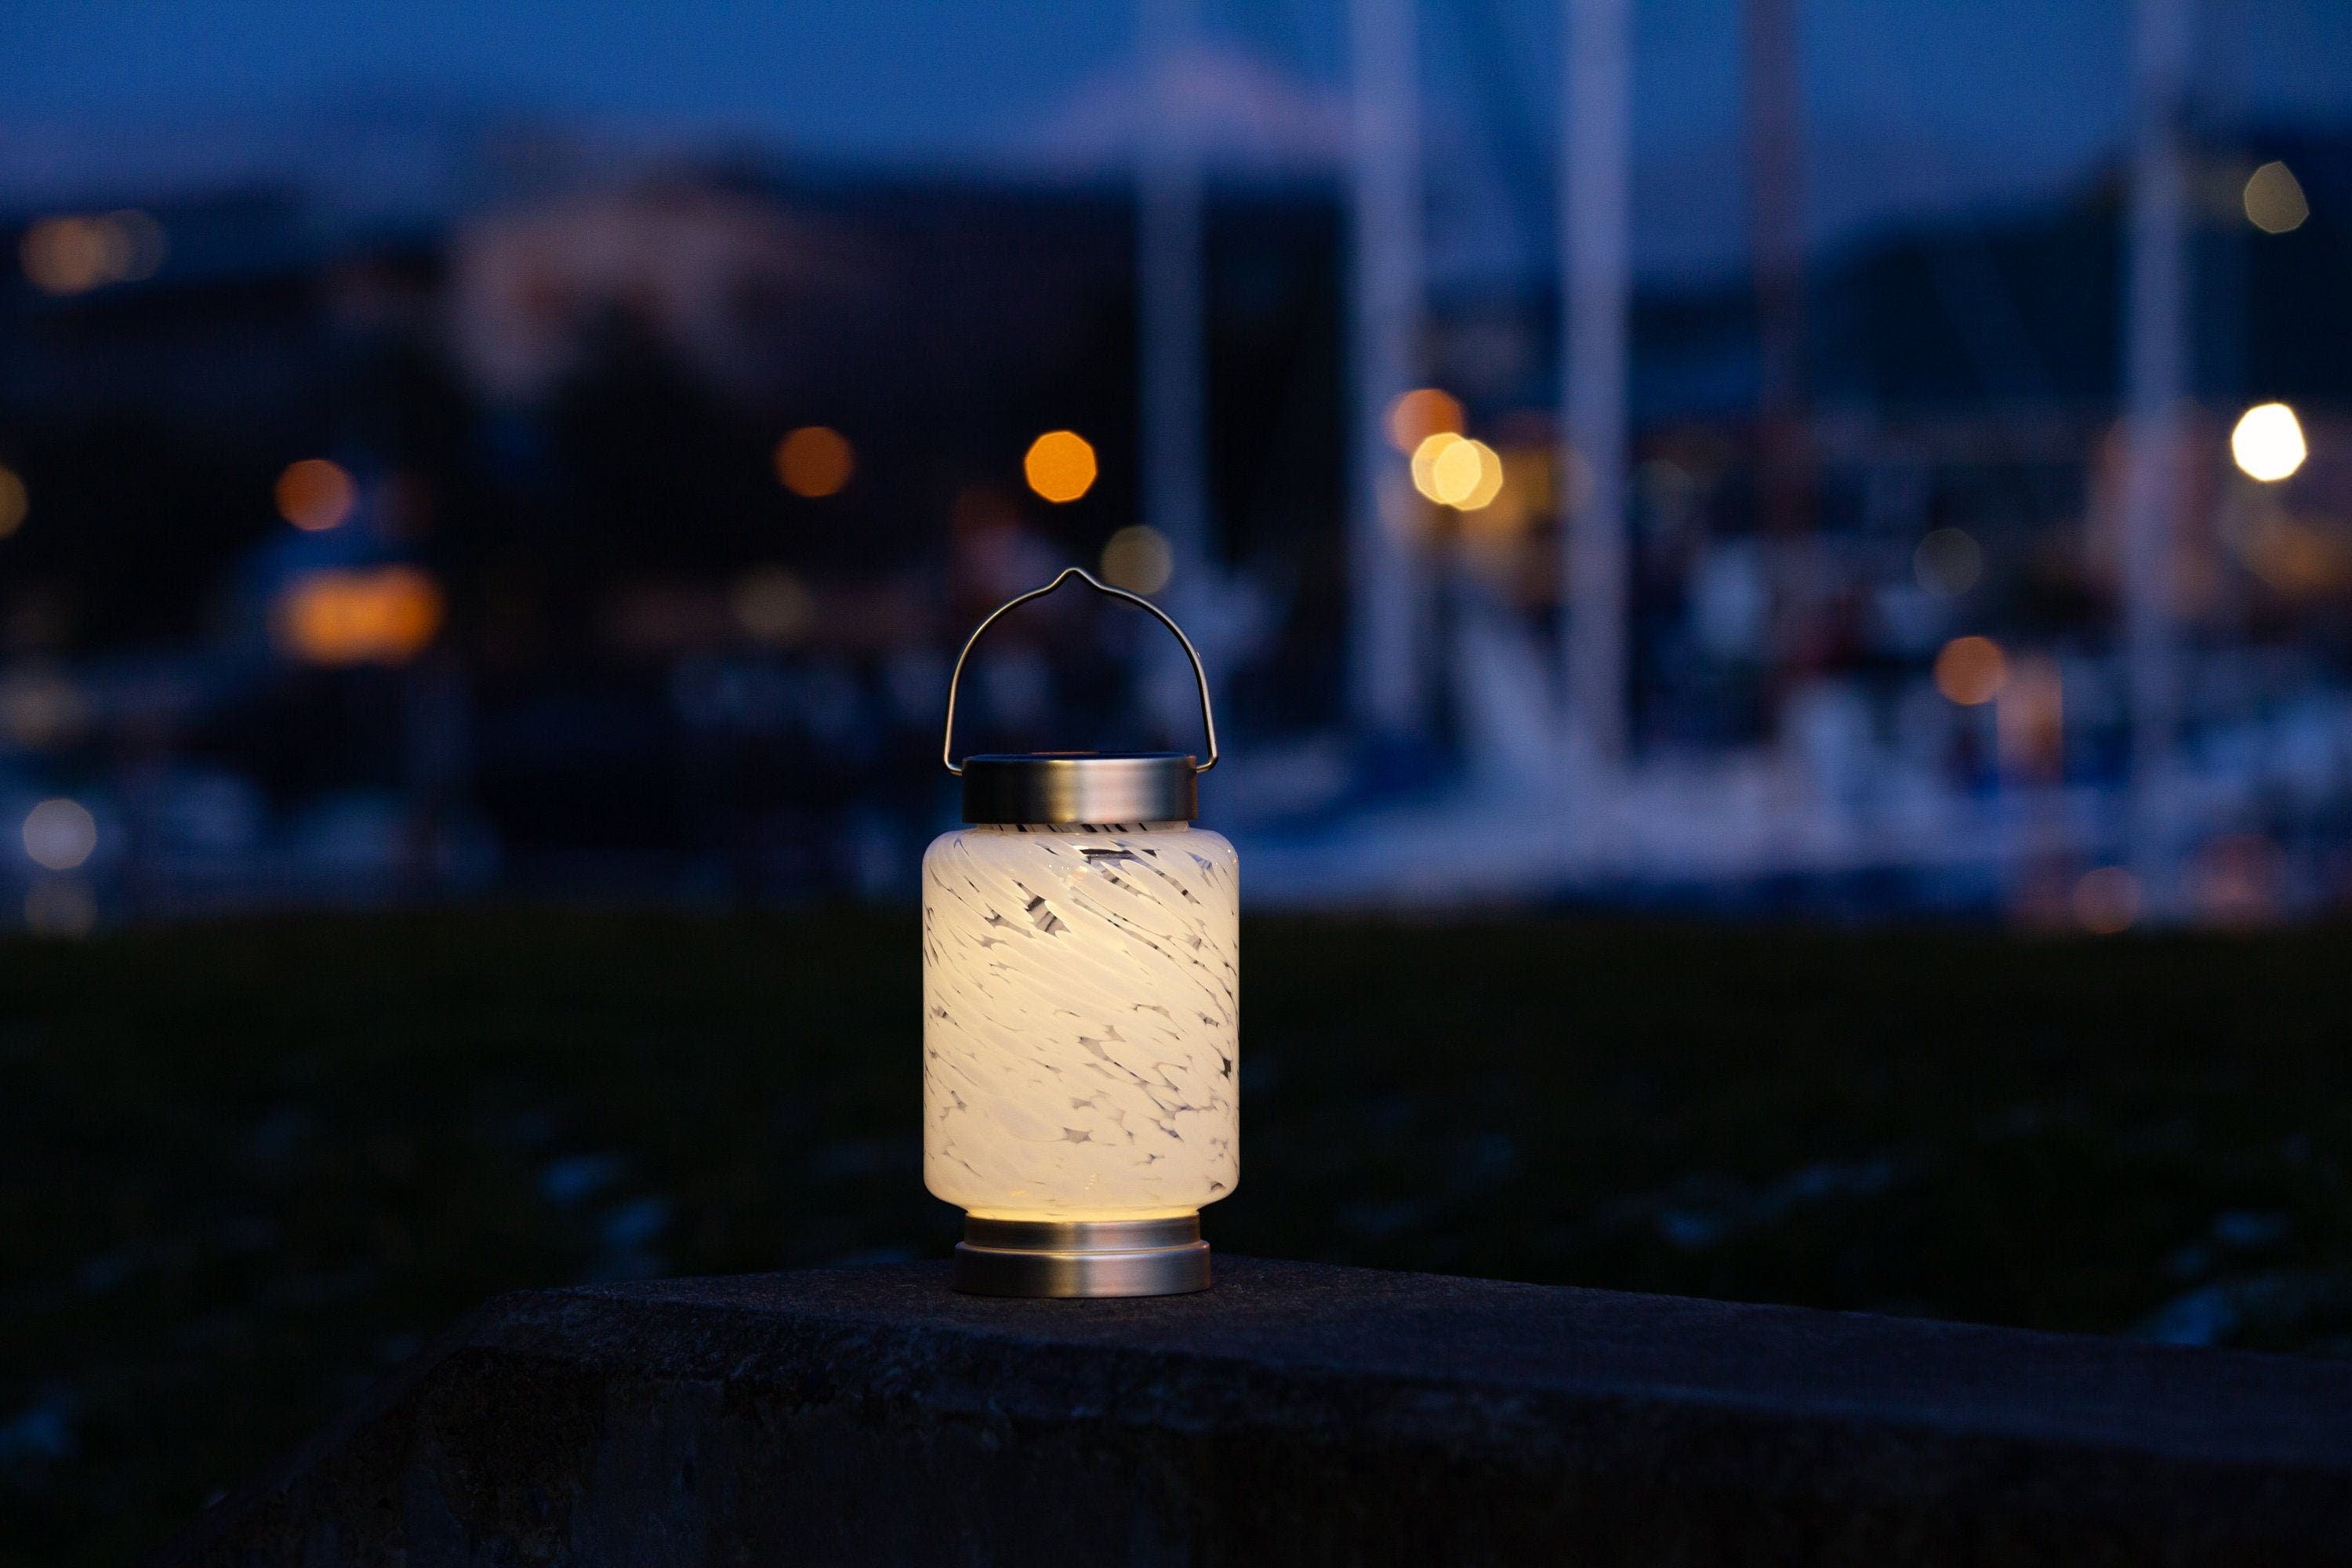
[2242,162,2310,234]
[1410,434,1504,510]
[1100,524,1173,595]
[775,426,855,498]
[1454,441,1506,510]
[20,210,165,296]
[1934,635,2006,705]
[22,798,96,872]
[275,459,357,532]
[2230,403,2307,483]
[731,565,815,644]
[1024,430,1097,503]
[274,567,445,665]
[1411,434,1458,500]
[0,465,26,539]
[1387,387,1465,454]
[2072,866,2140,935]
[1914,528,1981,597]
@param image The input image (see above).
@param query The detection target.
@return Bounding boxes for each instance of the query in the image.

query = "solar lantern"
[925,568,1236,1297]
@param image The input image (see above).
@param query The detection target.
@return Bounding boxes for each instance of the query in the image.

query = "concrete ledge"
[158,1258,2352,1566]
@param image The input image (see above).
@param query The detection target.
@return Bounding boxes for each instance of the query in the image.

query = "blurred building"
[0,73,2345,928]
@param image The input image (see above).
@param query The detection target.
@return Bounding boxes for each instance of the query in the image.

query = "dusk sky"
[2,1,2346,276]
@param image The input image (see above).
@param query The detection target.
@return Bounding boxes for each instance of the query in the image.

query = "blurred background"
[0,0,2343,924]
[6,2,2352,1563]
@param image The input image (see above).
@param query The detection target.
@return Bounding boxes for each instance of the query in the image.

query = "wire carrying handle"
[942,567,1218,776]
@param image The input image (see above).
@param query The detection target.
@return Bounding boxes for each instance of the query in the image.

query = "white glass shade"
[923,822,1239,1220]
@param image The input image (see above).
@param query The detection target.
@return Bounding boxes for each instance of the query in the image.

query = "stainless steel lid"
[943,568,1218,827]
[960,751,1197,825]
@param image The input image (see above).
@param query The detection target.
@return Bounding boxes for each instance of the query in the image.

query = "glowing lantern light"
[927,567,1234,1296]
[274,567,445,666]
[2230,403,2307,483]
[1023,430,1098,503]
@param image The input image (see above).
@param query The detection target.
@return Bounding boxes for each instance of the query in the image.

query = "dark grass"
[4,909,2352,1566]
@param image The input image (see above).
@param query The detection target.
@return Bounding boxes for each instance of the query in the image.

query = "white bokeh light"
[22,797,96,871]
[2231,403,2308,483]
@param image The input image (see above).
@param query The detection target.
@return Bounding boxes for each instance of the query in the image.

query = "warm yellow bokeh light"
[2072,866,2141,935]
[1100,524,1173,595]
[1934,635,2007,706]
[1024,430,1098,503]
[274,567,445,665]
[276,459,357,532]
[2242,162,2309,234]
[1387,387,1464,454]
[1431,438,1483,503]
[2230,402,2307,483]
[1456,440,1505,510]
[0,466,26,539]
[1410,433,1504,510]
[1410,434,1460,503]
[775,426,855,498]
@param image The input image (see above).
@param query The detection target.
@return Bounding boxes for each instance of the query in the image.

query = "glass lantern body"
[922,822,1239,1221]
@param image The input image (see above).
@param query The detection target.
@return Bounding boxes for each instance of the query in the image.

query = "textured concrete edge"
[477,1281,2352,1523]
[526,1265,2352,1474]
[146,1263,2352,1566]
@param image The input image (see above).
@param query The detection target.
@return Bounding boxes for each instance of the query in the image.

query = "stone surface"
[158,1258,2352,1566]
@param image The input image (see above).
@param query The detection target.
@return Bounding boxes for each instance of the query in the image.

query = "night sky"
[0,0,2346,276]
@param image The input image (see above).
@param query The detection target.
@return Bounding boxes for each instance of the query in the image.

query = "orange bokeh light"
[276,459,357,532]
[775,426,855,498]
[1387,388,1464,454]
[1933,635,2007,706]
[274,567,444,666]
[1024,430,1098,504]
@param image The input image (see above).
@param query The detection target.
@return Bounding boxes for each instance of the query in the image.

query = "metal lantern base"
[953,1214,1210,1298]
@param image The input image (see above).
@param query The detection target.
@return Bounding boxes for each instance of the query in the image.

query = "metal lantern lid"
[943,567,1218,826]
